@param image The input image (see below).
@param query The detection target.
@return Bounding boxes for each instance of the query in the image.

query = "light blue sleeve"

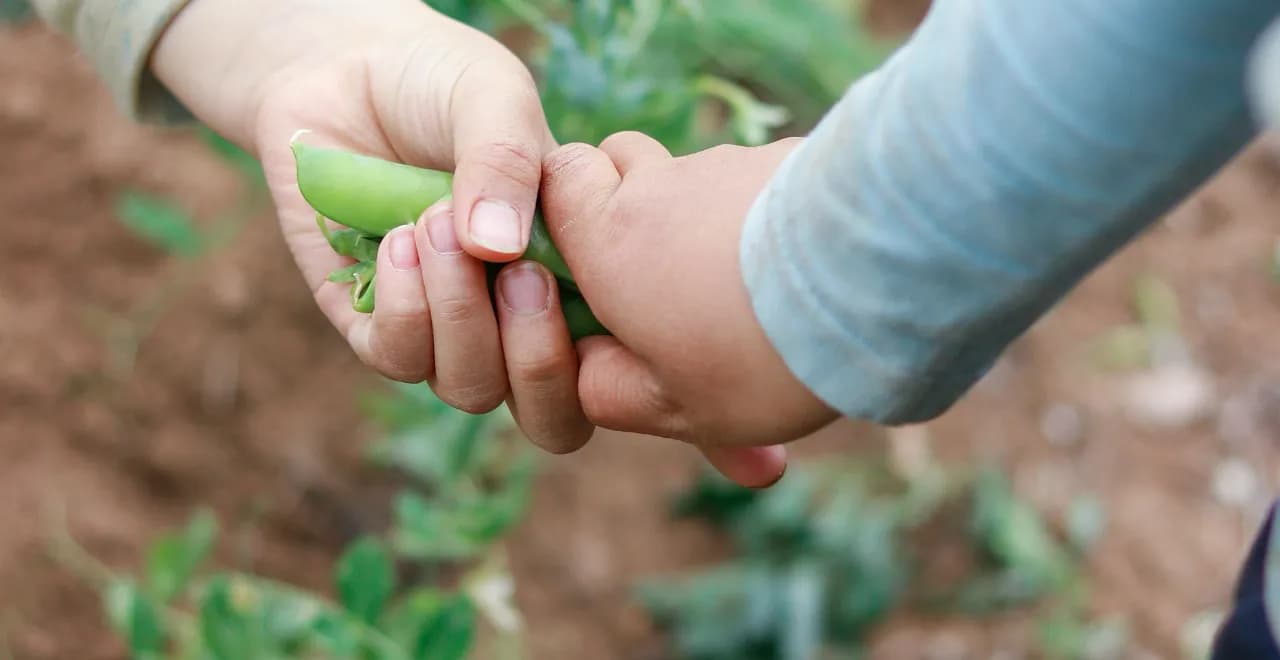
[740,0,1279,425]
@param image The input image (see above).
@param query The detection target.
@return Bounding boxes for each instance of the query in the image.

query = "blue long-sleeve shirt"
[740,0,1280,425]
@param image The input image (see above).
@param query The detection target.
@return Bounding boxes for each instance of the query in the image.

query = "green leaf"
[115,192,206,257]
[308,610,363,657]
[670,468,761,525]
[198,576,261,660]
[390,457,534,561]
[146,509,217,602]
[328,261,375,284]
[694,75,789,146]
[969,466,1072,597]
[411,594,475,660]
[103,580,165,659]
[636,563,776,658]
[336,537,396,625]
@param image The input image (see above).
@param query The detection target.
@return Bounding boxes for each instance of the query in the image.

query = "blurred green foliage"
[0,0,31,23]
[88,518,479,660]
[638,459,1121,660]
[425,0,888,151]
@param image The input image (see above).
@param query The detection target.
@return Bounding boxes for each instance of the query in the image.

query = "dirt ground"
[4,3,1280,659]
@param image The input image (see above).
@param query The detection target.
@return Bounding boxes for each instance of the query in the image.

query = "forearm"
[151,0,437,153]
[741,0,1276,424]
[32,0,437,153]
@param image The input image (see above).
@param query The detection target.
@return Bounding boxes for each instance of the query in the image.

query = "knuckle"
[470,139,541,189]
[580,366,682,432]
[431,296,481,326]
[510,350,569,392]
[543,143,599,184]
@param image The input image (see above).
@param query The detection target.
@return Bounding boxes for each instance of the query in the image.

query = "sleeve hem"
[117,0,197,124]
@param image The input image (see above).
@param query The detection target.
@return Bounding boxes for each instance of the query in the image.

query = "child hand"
[527,133,838,451]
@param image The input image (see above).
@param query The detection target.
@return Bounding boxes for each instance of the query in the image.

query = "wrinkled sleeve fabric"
[29,0,194,123]
[740,0,1279,425]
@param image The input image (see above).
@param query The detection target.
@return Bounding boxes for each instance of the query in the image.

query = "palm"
[252,36,500,337]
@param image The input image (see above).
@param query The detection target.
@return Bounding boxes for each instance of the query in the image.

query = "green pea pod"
[527,211,577,289]
[293,136,576,286]
[292,135,608,336]
[292,135,453,237]
[563,294,608,340]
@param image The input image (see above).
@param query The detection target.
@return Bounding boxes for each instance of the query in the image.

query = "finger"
[698,445,789,490]
[577,336,783,488]
[575,336,684,438]
[449,60,555,262]
[599,131,671,175]
[415,202,509,414]
[364,224,434,382]
[495,261,593,454]
[539,143,622,275]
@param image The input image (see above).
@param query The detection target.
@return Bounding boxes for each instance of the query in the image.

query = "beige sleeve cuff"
[30,0,195,124]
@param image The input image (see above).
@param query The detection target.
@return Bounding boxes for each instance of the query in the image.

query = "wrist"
[150,0,439,153]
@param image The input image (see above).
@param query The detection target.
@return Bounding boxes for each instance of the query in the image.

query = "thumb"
[449,59,556,262]
[539,142,622,279]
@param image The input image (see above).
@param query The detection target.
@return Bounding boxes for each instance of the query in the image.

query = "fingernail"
[387,226,419,270]
[470,200,522,254]
[753,446,789,489]
[499,262,550,315]
[426,208,462,255]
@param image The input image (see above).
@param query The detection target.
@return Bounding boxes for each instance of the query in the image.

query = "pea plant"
[54,509,488,660]
[55,384,532,660]
[637,452,1123,660]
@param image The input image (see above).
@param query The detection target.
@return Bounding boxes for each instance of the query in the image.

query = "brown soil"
[3,5,1280,660]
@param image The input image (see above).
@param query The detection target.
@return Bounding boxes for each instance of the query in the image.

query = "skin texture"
[147,0,787,487]
[529,132,840,448]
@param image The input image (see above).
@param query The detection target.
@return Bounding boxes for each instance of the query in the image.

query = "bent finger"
[496,261,593,454]
[416,202,509,414]
[365,224,434,382]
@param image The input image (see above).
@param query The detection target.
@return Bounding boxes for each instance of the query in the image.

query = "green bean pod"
[292,137,453,237]
[291,135,607,338]
[563,295,608,340]
[526,211,576,288]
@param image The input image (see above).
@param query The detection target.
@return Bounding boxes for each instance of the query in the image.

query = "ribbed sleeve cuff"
[38,0,195,123]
